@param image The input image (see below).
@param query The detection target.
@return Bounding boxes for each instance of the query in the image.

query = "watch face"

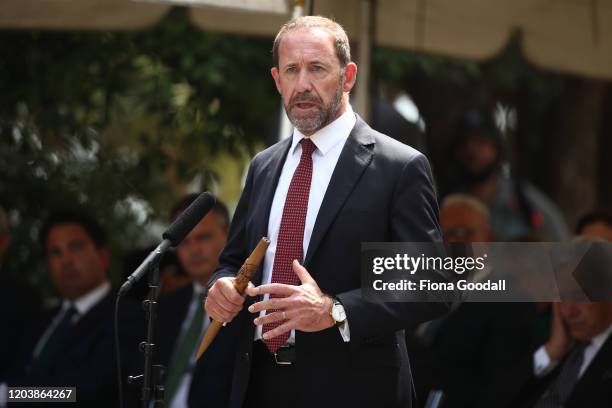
[332,304,346,322]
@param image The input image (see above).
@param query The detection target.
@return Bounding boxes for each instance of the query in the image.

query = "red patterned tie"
[263,138,317,353]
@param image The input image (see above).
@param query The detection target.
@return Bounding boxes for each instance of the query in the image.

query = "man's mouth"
[189,257,208,266]
[60,269,79,281]
[293,102,317,110]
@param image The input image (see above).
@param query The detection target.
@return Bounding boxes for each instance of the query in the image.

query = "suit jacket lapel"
[69,292,113,341]
[251,138,292,284]
[569,333,612,403]
[304,117,375,266]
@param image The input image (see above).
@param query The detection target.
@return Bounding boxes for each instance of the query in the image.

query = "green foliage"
[0,9,278,287]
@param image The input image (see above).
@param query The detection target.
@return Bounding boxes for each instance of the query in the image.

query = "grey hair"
[441,193,490,220]
[272,15,351,68]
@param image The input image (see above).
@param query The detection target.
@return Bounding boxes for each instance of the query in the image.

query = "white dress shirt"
[533,324,612,378]
[168,281,210,408]
[32,281,111,358]
[254,105,356,344]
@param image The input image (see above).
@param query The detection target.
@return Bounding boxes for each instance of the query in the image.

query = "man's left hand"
[246,260,335,340]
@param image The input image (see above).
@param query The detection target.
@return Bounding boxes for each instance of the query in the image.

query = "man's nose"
[295,70,312,93]
[59,251,75,267]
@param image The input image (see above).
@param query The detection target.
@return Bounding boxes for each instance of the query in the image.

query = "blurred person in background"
[479,210,612,407]
[159,252,192,294]
[0,206,42,381]
[439,193,493,243]
[407,194,540,407]
[445,109,569,241]
[481,301,612,408]
[155,194,229,408]
[122,247,190,303]
[575,210,612,241]
[0,209,142,407]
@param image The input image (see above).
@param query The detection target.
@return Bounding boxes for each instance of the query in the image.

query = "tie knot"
[575,341,590,352]
[300,138,317,157]
[63,304,78,323]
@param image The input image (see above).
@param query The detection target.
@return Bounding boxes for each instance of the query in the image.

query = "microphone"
[118,192,216,296]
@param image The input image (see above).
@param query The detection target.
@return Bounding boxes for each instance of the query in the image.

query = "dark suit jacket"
[406,302,544,408]
[188,308,241,408]
[7,290,143,408]
[208,116,453,408]
[480,332,612,408]
[156,283,195,370]
[0,275,42,381]
[156,283,237,408]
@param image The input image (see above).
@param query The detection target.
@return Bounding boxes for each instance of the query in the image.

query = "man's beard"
[285,77,344,135]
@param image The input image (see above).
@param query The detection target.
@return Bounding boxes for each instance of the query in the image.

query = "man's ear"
[271,67,282,94]
[343,62,358,92]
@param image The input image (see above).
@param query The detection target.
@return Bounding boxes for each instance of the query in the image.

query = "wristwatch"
[330,297,347,326]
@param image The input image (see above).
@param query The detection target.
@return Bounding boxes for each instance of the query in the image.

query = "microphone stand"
[120,192,215,407]
[128,254,166,408]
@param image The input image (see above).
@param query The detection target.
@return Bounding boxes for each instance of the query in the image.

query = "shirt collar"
[290,104,356,157]
[193,281,207,297]
[590,324,612,350]
[62,280,111,316]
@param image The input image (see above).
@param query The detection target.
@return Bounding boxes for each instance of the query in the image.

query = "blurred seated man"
[0,206,42,381]
[0,209,141,407]
[122,246,190,303]
[479,210,612,407]
[407,194,539,407]
[575,210,612,242]
[439,193,493,243]
[155,194,229,408]
[480,302,612,408]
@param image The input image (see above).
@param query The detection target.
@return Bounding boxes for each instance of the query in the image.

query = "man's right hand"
[544,302,575,360]
[205,277,250,323]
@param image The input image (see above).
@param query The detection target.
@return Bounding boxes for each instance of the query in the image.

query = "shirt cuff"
[338,320,350,342]
[533,345,559,377]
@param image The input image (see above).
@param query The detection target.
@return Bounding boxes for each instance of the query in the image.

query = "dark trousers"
[243,341,298,408]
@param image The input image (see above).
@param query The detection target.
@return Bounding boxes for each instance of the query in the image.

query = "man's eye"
[286,66,297,73]
[311,66,322,71]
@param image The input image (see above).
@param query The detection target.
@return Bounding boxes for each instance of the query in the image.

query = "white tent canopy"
[1,0,611,81]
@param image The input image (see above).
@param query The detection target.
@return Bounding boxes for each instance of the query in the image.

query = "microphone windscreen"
[162,192,216,246]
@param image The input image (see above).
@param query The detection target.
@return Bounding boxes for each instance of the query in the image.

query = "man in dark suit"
[0,206,42,381]
[204,16,452,408]
[1,210,141,407]
[480,212,612,408]
[406,194,543,408]
[480,301,612,408]
[155,195,229,408]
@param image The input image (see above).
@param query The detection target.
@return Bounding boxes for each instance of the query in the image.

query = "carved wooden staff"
[196,237,270,360]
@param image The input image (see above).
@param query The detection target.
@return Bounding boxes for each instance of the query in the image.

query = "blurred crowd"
[1,109,611,408]
[0,195,230,407]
